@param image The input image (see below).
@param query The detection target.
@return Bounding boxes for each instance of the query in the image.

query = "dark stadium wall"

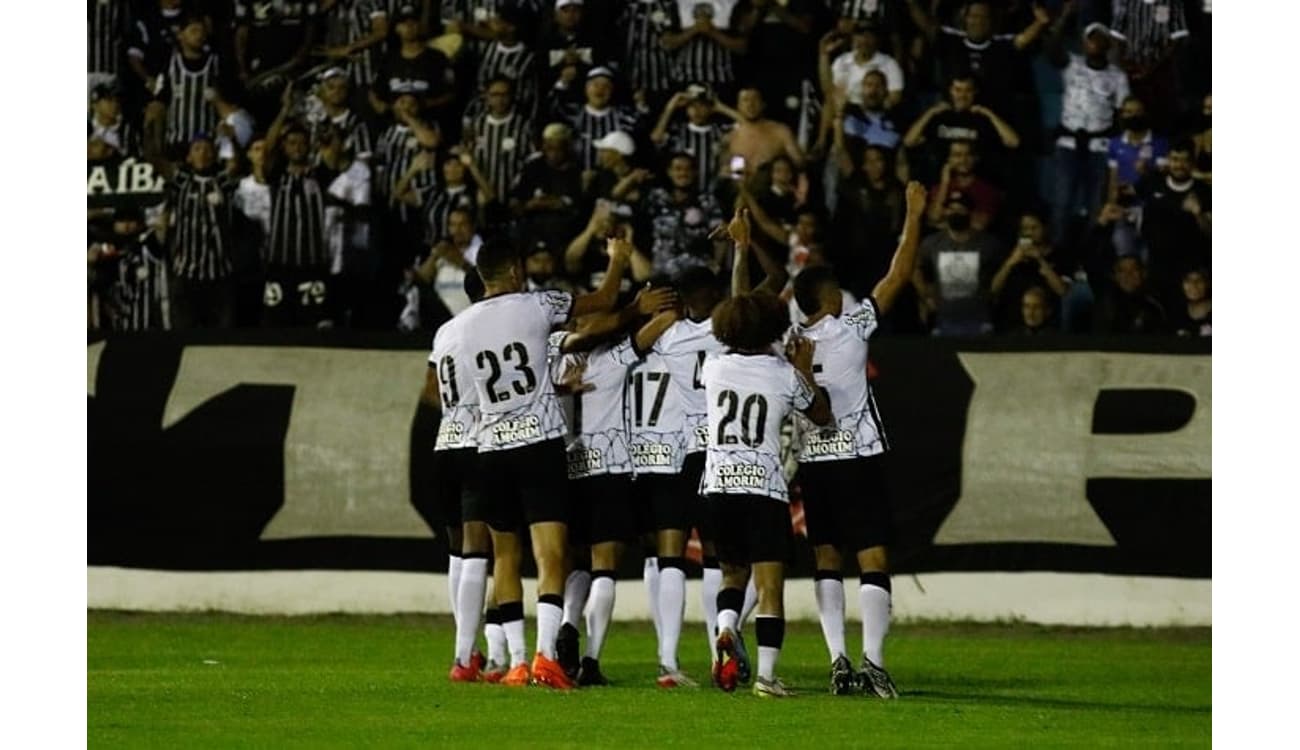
[87,333,1210,579]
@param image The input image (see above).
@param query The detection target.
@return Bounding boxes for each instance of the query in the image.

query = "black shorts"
[632,472,694,534]
[797,454,895,551]
[681,452,708,540]
[571,474,637,545]
[429,448,486,527]
[706,493,792,565]
[477,438,570,531]
[262,270,331,327]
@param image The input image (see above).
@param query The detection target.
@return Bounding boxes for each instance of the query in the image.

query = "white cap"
[556,0,583,8]
[1083,22,1111,38]
[593,131,635,157]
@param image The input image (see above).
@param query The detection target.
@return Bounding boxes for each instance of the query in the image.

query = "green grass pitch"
[87,611,1210,748]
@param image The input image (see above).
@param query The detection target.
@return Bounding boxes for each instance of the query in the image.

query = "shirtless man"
[720,87,805,179]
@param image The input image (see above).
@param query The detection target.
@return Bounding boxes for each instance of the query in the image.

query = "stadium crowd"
[87,0,1211,338]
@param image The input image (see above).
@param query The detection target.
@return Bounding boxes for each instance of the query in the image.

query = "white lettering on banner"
[161,347,431,540]
[934,353,1211,546]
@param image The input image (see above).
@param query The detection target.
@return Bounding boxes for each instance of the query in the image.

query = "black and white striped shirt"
[422,184,478,244]
[1110,0,1190,68]
[163,50,222,147]
[671,3,737,86]
[167,170,238,280]
[309,108,375,160]
[88,0,129,76]
[103,234,171,331]
[321,1,388,88]
[478,42,539,121]
[88,116,140,158]
[468,111,534,204]
[557,104,642,171]
[834,0,897,28]
[621,0,679,95]
[375,123,438,222]
[267,168,329,270]
[665,121,728,193]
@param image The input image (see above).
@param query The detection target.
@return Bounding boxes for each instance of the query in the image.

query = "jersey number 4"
[476,342,537,403]
[716,390,768,448]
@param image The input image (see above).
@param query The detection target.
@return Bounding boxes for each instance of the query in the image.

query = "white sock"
[454,557,488,665]
[447,555,463,628]
[537,601,563,660]
[739,577,758,629]
[504,617,527,667]
[584,575,616,660]
[758,646,780,681]
[485,620,507,666]
[815,576,847,661]
[657,564,686,671]
[563,569,592,629]
[717,607,739,636]
[643,557,661,641]
[701,567,722,658]
[860,582,892,667]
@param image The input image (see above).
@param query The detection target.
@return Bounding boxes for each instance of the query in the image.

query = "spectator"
[1135,138,1210,299]
[565,200,644,286]
[829,144,905,299]
[146,132,240,328]
[989,210,1070,332]
[1013,286,1056,335]
[820,19,904,110]
[554,67,643,173]
[927,140,1001,232]
[307,68,374,162]
[89,206,172,331]
[525,242,576,293]
[465,76,536,206]
[475,6,541,122]
[743,0,817,131]
[410,149,493,247]
[126,0,188,102]
[619,0,682,109]
[233,136,273,324]
[651,86,730,194]
[539,0,607,99]
[233,0,318,121]
[89,84,139,160]
[317,123,372,326]
[1172,267,1211,338]
[374,92,442,271]
[1045,13,1130,244]
[1192,93,1211,183]
[913,192,1005,336]
[411,206,483,321]
[661,0,750,97]
[89,0,130,89]
[212,88,257,169]
[1110,0,1190,132]
[370,5,456,124]
[316,0,390,92]
[588,131,650,205]
[907,0,1050,110]
[638,151,726,277]
[148,14,228,154]
[1106,96,1168,207]
[837,70,903,153]
[721,87,805,179]
[1093,255,1166,335]
[510,123,585,252]
[902,73,1020,182]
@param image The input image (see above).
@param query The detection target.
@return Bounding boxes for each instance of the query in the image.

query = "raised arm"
[871,181,927,315]
[787,336,832,426]
[1045,0,1075,68]
[564,203,607,275]
[651,93,688,146]
[634,308,682,354]
[906,0,940,41]
[1014,4,1053,50]
[571,236,633,317]
[903,100,947,148]
[562,285,678,352]
[971,105,1021,149]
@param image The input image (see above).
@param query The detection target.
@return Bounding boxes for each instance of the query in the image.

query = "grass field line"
[89,566,1210,626]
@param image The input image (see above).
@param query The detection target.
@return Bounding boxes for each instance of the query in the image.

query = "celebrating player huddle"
[422,180,927,698]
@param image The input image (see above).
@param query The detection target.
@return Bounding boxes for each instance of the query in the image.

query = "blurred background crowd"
[87,0,1211,337]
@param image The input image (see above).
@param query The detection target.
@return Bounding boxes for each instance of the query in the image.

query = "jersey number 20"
[716,390,768,447]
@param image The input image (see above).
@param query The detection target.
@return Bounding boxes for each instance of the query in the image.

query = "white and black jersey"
[422,184,477,244]
[88,0,129,76]
[1110,0,1190,67]
[323,159,371,274]
[88,116,140,158]
[627,319,722,474]
[478,42,540,120]
[375,123,437,222]
[664,121,728,193]
[556,104,642,172]
[468,111,534,204]
[791,299,888,463]
[320,0,388,88]
[652,317,725,455]
[566,339,642,479]
[457,290,575,452]
[309,109,374,161]
[166,170,238,281]
[671,0,739,86]
[834,0,898,27]
[266,168,329,270]
[430,314,481,452]
[163,50,222,147]
[101,234,172,332]
[701,351,816,502]
[620,0,679,95]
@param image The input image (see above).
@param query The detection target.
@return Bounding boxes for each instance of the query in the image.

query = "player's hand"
[555,359,595,395]
[634,285,678,315]
[905,181,927,218]
[606,236,633,265]
[786,335,816,374]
